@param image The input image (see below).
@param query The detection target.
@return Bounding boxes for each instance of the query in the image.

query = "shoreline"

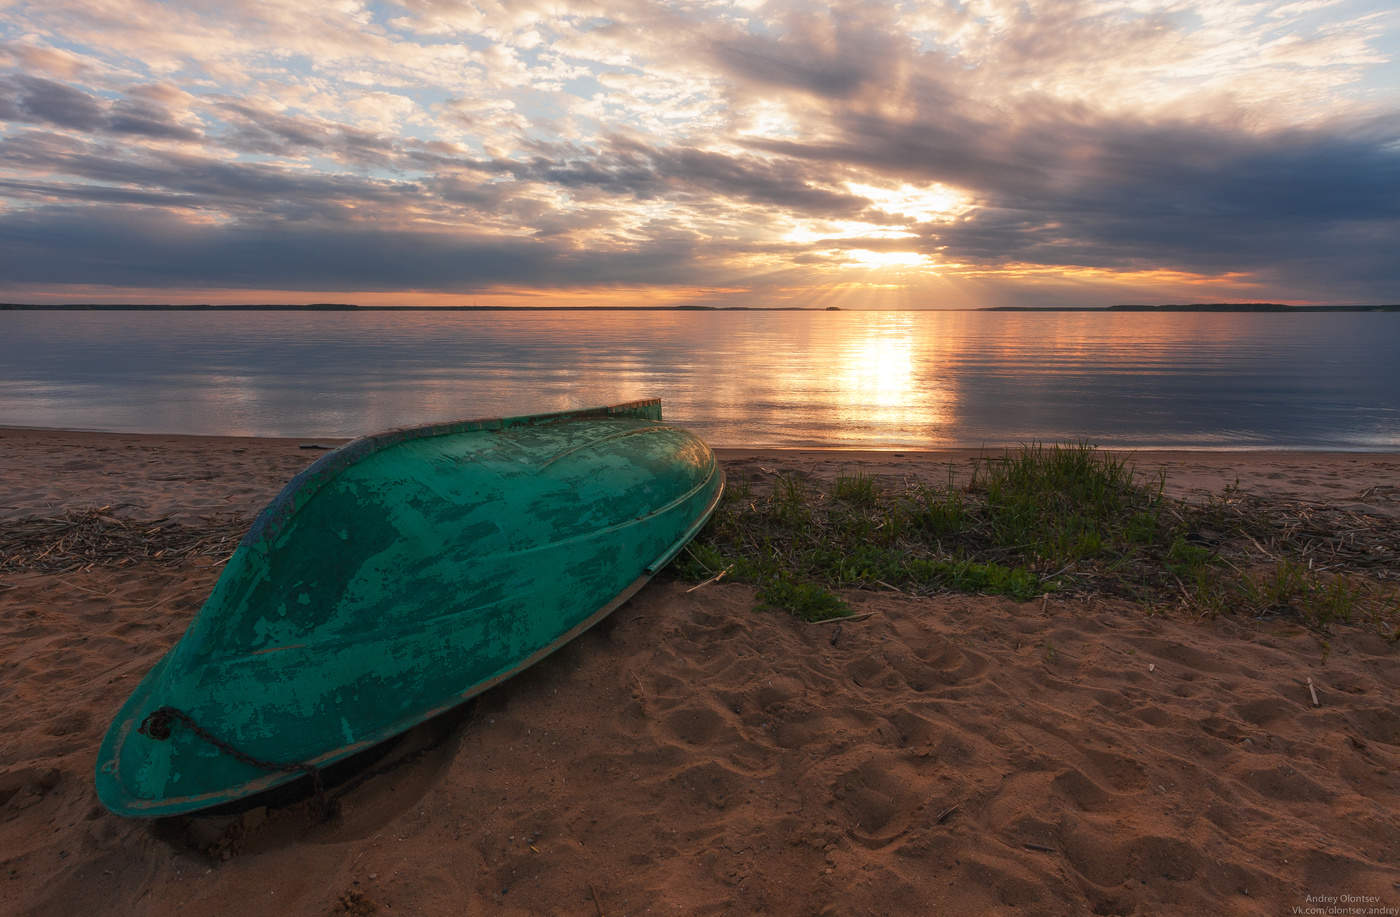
[7,421,1400,455]
[6,425,1400,521]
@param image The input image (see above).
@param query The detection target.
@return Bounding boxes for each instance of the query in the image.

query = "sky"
[1,0,1397,308]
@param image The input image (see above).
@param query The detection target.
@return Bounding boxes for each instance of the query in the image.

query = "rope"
[138,706,333,818]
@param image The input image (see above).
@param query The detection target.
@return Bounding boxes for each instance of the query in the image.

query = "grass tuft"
[911,481,966,537]
[971,442,1166,565]
[833,471,879,506]
[774,473,811,527]
[756,575,851,622]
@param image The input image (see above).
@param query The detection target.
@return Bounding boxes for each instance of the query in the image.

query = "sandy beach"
[2,427,1398,916]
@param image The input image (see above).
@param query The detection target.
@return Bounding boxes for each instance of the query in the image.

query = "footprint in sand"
[1050,766,1113,812]
[662,705,726,746]
[1236,762,1334,803]
[829,757,927,845]
[1342,706,1400,746]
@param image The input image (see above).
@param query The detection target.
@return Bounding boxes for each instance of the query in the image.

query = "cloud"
[0,130,425,219]
[0,205,717,292]
[0,177,202,207]
[708,9,903,100]
[0,0,1397,303]
[484,139,872,218]
[742,84,1400,284]
[214,100,400,164]
[1,75,201,139]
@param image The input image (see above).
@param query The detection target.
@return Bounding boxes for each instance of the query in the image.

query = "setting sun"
[842,250,933,270]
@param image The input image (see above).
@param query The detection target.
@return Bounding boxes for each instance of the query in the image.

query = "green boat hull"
[96,400,722,817]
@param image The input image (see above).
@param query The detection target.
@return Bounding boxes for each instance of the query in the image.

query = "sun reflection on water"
[1,310,1395,450]
[829,313,955,445]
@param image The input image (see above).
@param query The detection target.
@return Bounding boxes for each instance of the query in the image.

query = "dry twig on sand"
[0,507,249,575]
[685,564,735,593]
[1200,494,1400,580]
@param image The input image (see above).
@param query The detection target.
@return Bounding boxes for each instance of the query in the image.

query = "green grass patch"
[911,482,967,537]
[922,558,1042,601]
[756,575,851,622]
[971,442,1167,565]
[1241,561,1363,628]
[673,442,1400,637]
[833,470,879,506]
[773,473,811,527]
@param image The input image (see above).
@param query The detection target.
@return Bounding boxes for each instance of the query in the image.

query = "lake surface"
[1,310,1397,449]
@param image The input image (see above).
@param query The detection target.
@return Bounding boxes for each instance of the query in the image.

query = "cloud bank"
[1,0,1397,305]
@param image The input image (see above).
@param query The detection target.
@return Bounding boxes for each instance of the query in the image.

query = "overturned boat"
[96,399,723,817]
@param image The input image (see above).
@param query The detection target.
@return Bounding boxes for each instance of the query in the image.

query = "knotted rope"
[138,706,333,818]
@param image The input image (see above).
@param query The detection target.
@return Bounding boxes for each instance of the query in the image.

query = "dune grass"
[677,443,1400,636]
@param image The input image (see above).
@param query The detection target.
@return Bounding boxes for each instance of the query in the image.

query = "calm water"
[1,310,1397,449]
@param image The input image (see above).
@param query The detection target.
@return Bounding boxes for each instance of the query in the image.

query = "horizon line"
[3,302,1400,312]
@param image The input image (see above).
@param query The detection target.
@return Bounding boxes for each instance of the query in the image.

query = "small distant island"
[0,303,823,311]
[986,303,1400,312]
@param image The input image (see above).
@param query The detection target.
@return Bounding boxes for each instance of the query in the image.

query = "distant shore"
[3,302,1398,312]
